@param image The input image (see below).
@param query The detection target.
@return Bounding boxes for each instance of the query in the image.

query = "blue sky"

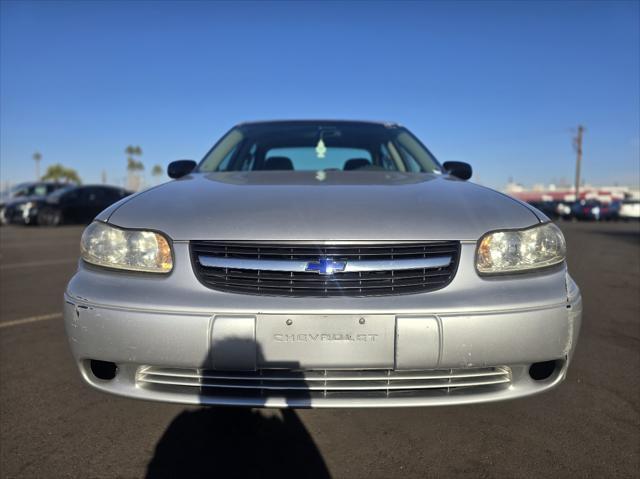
[1,0,638,189]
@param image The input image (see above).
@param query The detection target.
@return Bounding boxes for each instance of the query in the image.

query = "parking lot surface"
[0,222,638,478]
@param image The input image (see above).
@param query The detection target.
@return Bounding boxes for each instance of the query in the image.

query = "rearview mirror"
[168,160,197,179]
[442,161,472,181]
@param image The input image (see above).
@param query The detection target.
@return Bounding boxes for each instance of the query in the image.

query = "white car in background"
[619,199,640,220]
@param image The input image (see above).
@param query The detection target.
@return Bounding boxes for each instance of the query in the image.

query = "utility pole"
[573,125,584,201]
[33,151,42,181]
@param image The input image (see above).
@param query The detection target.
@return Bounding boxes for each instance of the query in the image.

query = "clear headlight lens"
[81,222,173,273]
[476,223,566,275]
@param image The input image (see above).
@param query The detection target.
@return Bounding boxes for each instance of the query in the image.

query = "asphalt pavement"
[0,221,638,478]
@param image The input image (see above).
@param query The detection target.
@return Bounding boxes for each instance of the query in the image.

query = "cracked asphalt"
[0,221,638,478]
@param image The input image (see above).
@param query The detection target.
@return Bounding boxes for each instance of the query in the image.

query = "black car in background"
[6,185,131,226]
[527,200,562,220]
[0,182,67,225]
[527,200,573,220]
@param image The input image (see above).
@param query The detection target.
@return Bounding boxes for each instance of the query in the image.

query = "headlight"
[476,223,566,275]
[20,201,34,211]
[81,222,173,273]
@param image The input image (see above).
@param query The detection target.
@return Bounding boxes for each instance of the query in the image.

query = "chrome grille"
[136,366,511,399]
[190,242,460,297]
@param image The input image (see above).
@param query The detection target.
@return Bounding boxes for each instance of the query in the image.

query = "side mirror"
[442,161,472,181]
[167,160,197,179]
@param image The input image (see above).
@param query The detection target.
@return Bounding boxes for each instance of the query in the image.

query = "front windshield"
[12,184,31,197]
[198,123,441,173]
[11,183,58,197]
[10,182,30,194]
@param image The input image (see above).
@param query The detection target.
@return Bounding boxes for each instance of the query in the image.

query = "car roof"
[235,119,401,129]
[53,184,126,193]
[14,181,61,188]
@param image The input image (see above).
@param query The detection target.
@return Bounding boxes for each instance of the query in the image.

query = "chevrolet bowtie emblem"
[305,258,346,275]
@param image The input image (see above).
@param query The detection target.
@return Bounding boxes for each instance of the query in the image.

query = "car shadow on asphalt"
[146,406,330,479]
[145,337,330,479]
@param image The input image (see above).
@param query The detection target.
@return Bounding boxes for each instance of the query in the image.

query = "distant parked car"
[1,182,68,225]
[527,201,573,221]
[529,201,571,220]
[555,202,573,220]
[527,201,561,220]
[7,185,131,226]
[619,199,640,220]
[571,199,621,221]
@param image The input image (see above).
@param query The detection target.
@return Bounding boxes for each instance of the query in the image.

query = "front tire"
[38,208,63,226]
[50,209,63,226]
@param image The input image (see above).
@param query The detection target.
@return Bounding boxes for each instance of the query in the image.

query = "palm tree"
[151,164,163,182]
[125,145,144,190]
[33,152,42,180]
[127,158,144,172]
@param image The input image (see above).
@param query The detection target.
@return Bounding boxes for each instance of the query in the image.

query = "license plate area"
[256,314,395,369]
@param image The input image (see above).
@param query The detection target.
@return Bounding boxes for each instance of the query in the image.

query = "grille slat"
[191,245,460,260]
[136,367,511,397]
[191,241,460,297]
[199,269,453,282]
[137,367,510,381]
[199,273,451,287]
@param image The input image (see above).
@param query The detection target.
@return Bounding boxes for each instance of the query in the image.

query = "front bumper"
[64,242,582,407]
[5,205,37,225]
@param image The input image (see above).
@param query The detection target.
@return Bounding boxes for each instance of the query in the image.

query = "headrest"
[263,156,294,170]
[343,158,372,170]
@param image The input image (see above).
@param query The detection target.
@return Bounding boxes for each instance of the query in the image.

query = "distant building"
[505,184,639,204]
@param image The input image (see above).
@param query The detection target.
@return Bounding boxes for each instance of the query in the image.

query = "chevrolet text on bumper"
[64,120,582,408]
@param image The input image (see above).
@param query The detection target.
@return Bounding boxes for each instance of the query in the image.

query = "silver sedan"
[64,120,582,407]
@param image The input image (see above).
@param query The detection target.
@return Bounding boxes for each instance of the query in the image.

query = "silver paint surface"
[101,171,539,241]
[66,163,582,407]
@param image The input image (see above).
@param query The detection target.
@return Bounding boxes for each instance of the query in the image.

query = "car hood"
[103,171,540,241]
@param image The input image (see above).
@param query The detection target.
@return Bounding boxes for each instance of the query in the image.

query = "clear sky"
[1,0,638,190]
